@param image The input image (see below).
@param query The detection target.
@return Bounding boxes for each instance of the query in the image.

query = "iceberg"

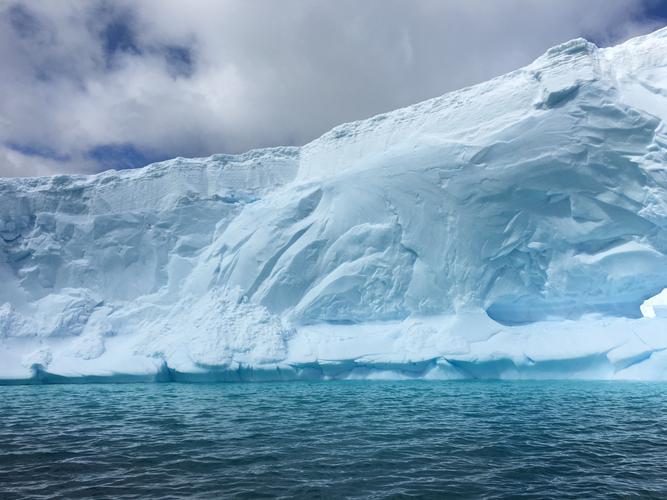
[3,28,667,382]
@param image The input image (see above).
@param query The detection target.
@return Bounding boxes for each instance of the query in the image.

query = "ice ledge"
[3,315,667,383]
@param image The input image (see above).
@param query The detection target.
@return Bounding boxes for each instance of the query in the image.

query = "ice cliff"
[3,28,667,381]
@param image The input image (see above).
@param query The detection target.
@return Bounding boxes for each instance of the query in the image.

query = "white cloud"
[0,0,663,176]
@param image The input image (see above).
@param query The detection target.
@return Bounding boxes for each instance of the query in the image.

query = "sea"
[1,380,667,498]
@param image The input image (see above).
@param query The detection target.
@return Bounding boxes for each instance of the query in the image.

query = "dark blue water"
[1,381,667,498]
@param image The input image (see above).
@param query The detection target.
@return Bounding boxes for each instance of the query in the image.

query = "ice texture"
[3,29,667,381]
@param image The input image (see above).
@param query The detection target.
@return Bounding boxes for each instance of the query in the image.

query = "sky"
[1,0,667,177]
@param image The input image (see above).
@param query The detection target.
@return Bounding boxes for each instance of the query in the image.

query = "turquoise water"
[1,381,667,498]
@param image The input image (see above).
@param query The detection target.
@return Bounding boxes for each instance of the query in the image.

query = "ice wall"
[2,28,667,381]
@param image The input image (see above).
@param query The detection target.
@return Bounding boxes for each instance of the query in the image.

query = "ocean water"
[1,381,667,499]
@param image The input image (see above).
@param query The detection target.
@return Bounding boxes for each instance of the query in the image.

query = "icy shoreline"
[3,314,667,383]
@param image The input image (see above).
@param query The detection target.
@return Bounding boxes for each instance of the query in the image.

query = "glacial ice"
[3,28,667,381]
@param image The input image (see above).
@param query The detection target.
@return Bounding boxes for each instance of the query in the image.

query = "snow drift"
[3,28,667,382]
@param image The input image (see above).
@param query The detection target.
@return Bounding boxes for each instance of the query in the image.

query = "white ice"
[2,28,667,381]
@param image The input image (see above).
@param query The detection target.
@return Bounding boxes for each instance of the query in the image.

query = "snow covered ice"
[3,28,667,381]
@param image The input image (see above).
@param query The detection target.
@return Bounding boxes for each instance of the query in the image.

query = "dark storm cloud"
[0,0,663,176]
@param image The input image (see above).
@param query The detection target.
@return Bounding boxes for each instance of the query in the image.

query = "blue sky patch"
[6,142,71,162]
[87,143,166,170]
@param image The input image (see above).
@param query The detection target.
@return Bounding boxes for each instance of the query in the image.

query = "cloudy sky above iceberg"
[1,0,666,177]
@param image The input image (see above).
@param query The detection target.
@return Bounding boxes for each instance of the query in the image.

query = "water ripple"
[1,381,667,498]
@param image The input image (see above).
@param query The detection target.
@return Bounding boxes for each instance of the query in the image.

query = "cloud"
[0,0,664,176]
